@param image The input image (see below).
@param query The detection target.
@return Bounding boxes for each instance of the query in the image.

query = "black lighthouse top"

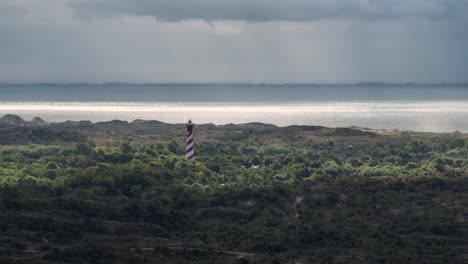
[186,120,194,132]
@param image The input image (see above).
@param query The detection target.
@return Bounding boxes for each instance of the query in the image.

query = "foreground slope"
[0,115,467,263]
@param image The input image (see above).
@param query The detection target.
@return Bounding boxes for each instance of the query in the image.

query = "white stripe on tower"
[186,142,194,150]
[186,149,194,159]
[187,133,193,142]
[186,120,194,160]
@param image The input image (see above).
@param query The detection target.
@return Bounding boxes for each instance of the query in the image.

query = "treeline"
[1,137,467,196]
[0,127,84,145]
[0,135,467,263]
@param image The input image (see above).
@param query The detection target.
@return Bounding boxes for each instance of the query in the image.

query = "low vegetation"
[0,118,467,263]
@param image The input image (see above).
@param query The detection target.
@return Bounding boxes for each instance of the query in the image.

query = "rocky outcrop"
[0,114,26,126]
[0,115,50,127]
[30,117,48,126]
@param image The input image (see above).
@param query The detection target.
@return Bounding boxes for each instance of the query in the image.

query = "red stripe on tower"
[185,120,194,160]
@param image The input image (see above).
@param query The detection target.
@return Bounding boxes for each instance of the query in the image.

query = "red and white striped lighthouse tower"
[185,120,194,160]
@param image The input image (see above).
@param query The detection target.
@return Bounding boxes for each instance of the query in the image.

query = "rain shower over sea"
[1,83,468,132]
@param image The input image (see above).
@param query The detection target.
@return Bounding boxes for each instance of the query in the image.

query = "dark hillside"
[0,115,467,263]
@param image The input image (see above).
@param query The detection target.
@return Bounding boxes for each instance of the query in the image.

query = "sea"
[1,83,468,132]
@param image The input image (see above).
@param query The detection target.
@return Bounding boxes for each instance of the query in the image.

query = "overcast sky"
[1,0,467,83]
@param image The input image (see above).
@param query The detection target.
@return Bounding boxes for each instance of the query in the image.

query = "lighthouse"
[185,120,195,160]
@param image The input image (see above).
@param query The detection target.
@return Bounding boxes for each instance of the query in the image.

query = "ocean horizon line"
[1,82,468,87]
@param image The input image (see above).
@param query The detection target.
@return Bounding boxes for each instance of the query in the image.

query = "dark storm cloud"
[72,0,468,21]
[0,0,467,83]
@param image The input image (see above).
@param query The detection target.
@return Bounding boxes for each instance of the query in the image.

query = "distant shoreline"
[0,114,466,135]
[2,99,468,132]
[1,82,468,87]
